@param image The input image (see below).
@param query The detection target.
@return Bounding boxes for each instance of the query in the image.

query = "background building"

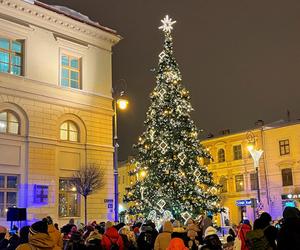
[0,0,120,226]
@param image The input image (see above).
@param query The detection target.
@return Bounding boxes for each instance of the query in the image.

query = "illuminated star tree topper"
[159,15,176,33]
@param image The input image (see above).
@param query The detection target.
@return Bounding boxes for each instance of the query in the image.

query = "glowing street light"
[117,98,129,110]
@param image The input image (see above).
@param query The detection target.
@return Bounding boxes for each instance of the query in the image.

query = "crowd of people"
[0,206,299,250]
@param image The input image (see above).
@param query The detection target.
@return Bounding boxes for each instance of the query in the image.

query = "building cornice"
[0,0,122,49]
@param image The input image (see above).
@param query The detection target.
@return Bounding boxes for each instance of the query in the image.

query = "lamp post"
[247,131,263,218]
[113,91,128,222]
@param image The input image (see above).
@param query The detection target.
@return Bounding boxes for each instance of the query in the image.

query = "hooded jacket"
[154,221,173,250]
[48,224,62,250]
[102,227,124,250]
[16,233,54,250]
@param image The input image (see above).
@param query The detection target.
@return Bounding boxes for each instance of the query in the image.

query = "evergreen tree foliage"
[124,16,220,220]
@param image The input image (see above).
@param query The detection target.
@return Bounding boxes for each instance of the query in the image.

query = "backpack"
[144,232,153,245]
[109,237,119,250]
[246,226,272,250]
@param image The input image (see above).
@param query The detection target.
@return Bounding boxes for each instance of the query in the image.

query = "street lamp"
[113,90,128,222]
[246,131,263,218]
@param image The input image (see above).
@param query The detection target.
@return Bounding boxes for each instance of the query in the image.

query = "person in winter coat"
[119,226,137,250]
[64,231,86,250]
[137,224,157,250]
[187,223,200,250]
[16,220,55,250]
[154,221,173,250]
[277,207,300,250]
[237,220,251,250]
[44,216,63,250]
[0,226,8,250]
[167,238,188,250]
[200,226,222,250]
[256,212,278,249]
[19,226,30,245]
[102,226,124,250]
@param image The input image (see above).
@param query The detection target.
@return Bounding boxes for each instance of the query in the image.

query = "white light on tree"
[159,15,176,33]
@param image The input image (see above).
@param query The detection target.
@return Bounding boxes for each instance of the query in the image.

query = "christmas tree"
[124,16,220,222]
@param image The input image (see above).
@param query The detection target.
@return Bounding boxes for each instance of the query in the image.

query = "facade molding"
[0,0,121,48]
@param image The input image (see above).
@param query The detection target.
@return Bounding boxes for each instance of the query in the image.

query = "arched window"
[60,121,79,142]
[219,176,228,193]
[218,148,225,162]
[0,111,19,134]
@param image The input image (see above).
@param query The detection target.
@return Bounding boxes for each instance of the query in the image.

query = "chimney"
[219,129,230,135]
[255,120,264,126]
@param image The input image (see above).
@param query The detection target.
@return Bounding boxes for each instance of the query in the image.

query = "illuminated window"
[233,145,242,160]
[250,173,258,190]
[282,168,293,186]
[0,38,23,76]
[218,149,225,162]
[0,175,18,217]
[219,176,227,193]
[60,121,79,142]
[59,178,80,217]
[279,139,290,156]
[235,175,244,192]
[61,54,81,89]
[0,111,19,134]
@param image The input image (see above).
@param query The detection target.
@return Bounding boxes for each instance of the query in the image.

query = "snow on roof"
[30,1,117,35]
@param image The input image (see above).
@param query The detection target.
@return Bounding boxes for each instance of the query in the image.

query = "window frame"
[0,110,20,135]
[250,172,258,190]
[219,176,228,193]
[0,38,23,76]
[218,148,225,163]
[58,178,81,218]
[233,145,242,160]
[235,174,244,192]
[59,121,79,142]
[279,139,290,156]
[282,168,293,186]
[0,175,18,218]
[60,53,81,89]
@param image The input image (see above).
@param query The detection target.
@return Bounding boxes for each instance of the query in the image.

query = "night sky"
[43,0,300,160]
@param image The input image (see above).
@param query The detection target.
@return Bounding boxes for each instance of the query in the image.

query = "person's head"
[29,220,48,237]
[69,218,75,225]
[167,238,188,250]
[227,235,234,243]
[228,228,235,238]
[19,226,30,244]
[259,212,272,227]
[204,226,217,238]
[0,226,7,240]
[163,221,173,233]
[44,216,53,225]
[54,223,59,230]
[242,219,250,226]
[283,207,300,220]
[105,221,113,231]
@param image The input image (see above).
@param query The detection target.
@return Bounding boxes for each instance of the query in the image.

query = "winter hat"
[283,207,300,219]
[204,226,217,238]
[0,226,7,234]
[167,238,188,250]
[45,216,53,225]
[163,221,174,233]
[30,221,48,235]
[133,226,140,235]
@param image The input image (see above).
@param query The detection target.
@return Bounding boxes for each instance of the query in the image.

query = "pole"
[113,100,119,222]
[256,166,261,203]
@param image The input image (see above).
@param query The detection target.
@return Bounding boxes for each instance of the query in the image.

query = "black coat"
[277,218,300,250]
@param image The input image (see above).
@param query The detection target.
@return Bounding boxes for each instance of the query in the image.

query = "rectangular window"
[0,175,18,217]
[61,54,81,89]
[279,139,290,156]
[0,38,23,76]
[233,145,242,160]
[59,178,80,217]
[250,173,258,190]
[235,174,244,192]
[282,168,293,186]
